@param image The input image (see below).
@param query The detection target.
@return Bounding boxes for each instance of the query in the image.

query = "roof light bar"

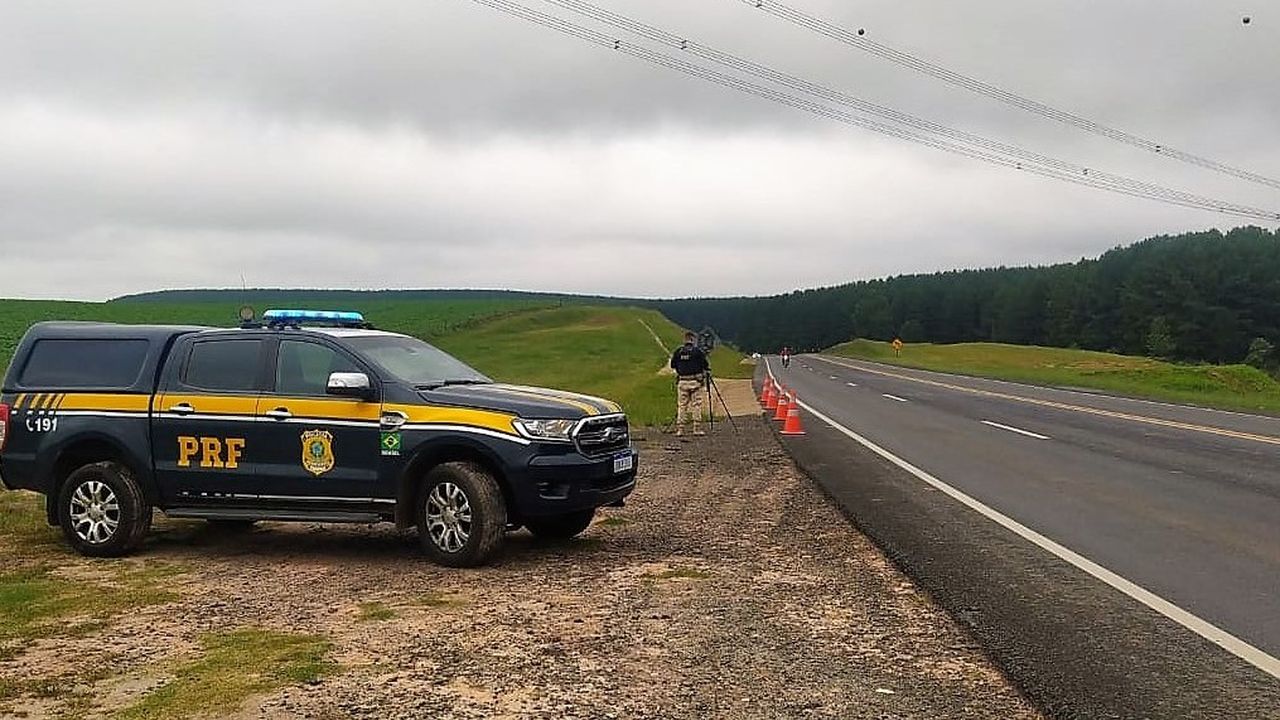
[262,309,366,327]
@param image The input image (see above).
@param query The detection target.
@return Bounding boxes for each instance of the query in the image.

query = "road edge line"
[765,358,1280,681]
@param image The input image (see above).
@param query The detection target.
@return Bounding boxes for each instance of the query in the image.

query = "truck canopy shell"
[3,322,206,394]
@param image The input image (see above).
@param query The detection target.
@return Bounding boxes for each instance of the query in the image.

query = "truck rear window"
[19,339,150,389]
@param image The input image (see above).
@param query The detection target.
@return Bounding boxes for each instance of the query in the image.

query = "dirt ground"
[3,418,1042,719]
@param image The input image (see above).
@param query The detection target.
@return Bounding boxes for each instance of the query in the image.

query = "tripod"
[704,371,739,434]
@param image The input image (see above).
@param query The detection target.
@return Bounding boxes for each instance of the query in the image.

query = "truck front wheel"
[57,461,152,557]
[416,461,507,568]
[525,509,596,540]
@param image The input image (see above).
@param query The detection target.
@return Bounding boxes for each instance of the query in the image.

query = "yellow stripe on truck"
[484,385,601,416]
[385,403,520,436]
[531,386,622,414]
[269,397,382,422]
[59,393,152,413]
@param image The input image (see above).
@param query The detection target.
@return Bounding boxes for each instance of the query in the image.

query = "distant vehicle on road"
[0,310,637,567]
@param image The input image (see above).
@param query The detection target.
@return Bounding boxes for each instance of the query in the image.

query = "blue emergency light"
[262,309,367,327]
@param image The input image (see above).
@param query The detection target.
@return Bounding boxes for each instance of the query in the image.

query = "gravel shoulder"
[2,417,1040,719]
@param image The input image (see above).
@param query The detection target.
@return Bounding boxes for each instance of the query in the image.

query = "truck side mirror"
[327,372,374,400]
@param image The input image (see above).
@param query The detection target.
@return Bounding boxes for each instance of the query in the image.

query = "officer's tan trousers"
[675,378,705,434]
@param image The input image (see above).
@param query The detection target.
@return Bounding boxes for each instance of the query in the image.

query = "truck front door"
[252,338,385,506]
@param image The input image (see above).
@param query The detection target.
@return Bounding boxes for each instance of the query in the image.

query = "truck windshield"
[344,335,490,387]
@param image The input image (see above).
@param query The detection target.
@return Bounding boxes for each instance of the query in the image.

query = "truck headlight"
[513,418,578,442]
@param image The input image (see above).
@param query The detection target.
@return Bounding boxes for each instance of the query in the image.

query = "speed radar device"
[694,327,737,434]
[697,328,716,353]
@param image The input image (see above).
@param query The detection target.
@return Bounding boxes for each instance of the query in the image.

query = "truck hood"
[417,383,622,420]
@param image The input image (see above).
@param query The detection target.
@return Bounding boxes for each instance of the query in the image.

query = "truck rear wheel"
[417,461,506,568]
[525,509,596,541]
[58,461,152,557]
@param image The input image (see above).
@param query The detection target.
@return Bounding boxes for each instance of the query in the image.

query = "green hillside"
[0,298,544,372]
[435,306,752,426]
[830,339,1280,415]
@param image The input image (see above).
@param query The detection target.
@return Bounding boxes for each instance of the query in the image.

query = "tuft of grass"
[0,661,117,708]
[646,567,711,581]
[829,339,1280,415]
[595,516,632,527]
[356,602,397,622]
[112,628,336,720]
[0,564,180,655]
[0,491,60,554]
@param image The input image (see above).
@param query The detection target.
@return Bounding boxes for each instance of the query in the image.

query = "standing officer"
[670,331,710,437]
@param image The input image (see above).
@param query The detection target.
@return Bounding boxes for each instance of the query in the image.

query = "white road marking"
[815,355,1280,447]
[764,358,1280,682]
[981,420,1051,440]
[882,394,909,403]
[816,353,1274,421]
[846,382,858,388]
[829,375,839,380]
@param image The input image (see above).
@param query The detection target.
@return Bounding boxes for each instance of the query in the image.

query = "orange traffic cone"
[781,397,806,435]
[763,380,777,409]
[761,378,773,403]
[773,389,789,420]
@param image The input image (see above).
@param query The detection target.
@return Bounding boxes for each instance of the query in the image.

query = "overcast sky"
[1,1,1276,301]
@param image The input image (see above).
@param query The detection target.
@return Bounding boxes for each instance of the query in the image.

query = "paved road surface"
[763,354,1280,718]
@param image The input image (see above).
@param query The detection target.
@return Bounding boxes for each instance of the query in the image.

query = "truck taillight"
[0,403,9,452]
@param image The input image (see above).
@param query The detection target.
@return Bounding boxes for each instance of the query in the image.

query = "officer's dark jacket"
[670,343,709,378]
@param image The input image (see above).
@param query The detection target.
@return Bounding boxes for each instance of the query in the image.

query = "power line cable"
[738,0,1280,191]
[466,0,1280,221]
[541,0,1276,217]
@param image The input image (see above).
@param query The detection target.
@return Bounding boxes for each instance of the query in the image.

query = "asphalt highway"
[762,354,1280,719]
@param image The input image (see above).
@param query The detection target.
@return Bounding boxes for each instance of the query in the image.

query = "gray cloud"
[0,0,1276,300]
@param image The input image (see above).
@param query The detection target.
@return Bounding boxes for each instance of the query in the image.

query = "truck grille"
[574,414,630,458]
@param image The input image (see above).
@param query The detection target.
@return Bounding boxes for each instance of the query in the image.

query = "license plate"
[612,452,634,474]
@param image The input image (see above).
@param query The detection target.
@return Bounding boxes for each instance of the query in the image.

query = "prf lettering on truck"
[177,436,245,469]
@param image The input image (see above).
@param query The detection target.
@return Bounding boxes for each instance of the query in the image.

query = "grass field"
[829,339,1280,415]
[435,305,753,426]
[0,298,750,426]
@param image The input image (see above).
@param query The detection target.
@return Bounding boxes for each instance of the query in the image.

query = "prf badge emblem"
[301,429,335,476]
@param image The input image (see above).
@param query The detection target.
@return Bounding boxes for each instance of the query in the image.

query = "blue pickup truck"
[0,310,637,567]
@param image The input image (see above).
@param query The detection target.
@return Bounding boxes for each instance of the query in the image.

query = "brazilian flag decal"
[380,431,402,457]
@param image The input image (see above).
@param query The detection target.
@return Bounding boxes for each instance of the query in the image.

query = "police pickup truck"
[0,310,637,567]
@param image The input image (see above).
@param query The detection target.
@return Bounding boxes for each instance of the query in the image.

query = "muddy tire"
[58,461,152,557]
[526,509,596,541]
[417,461,506,568]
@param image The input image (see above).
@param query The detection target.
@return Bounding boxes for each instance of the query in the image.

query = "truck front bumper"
[511,447,638,519]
